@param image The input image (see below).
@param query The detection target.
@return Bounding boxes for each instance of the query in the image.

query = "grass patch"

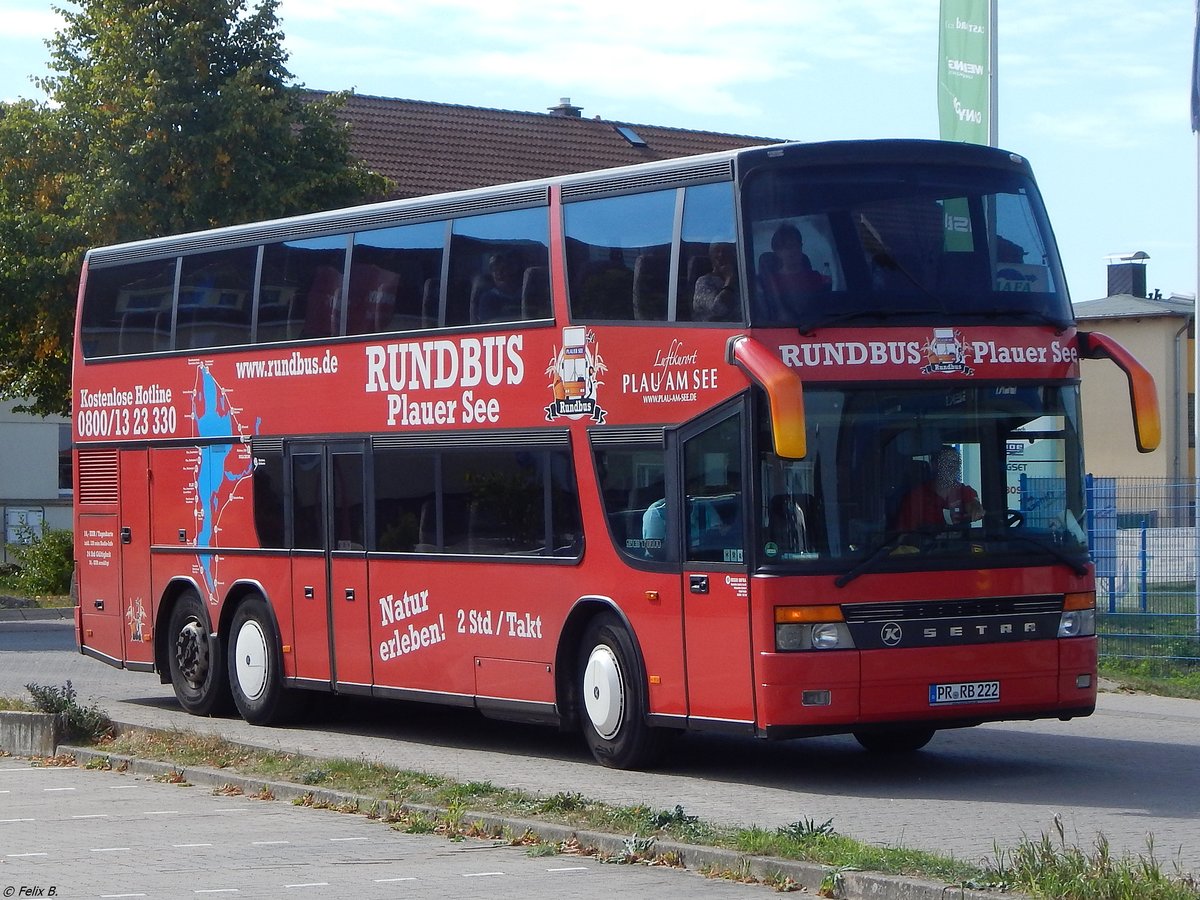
[986,816,1200,899]
[102,728,976,882]
[0,696,36,712]
[1100,659,1200,700]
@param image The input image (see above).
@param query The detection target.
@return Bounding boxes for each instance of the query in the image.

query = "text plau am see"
[364,336,523,427]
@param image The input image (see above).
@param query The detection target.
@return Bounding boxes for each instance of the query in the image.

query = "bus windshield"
[744,163,1072,331]
[756,384,1086,575]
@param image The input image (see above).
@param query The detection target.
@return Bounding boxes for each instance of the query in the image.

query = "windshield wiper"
[1003,533,1088,576]
[834,534,912,588]
[958,308,1071,332]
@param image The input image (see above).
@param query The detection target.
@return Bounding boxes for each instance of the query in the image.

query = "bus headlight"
[1058,608,1095,637]
[775,606,855,651]
[1058,592,1096,637]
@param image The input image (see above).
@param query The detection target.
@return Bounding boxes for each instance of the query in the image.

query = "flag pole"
[988,0,998,147]
[1192,0,1200,635]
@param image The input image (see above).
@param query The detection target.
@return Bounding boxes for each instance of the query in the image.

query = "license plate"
[929,680,1000,705]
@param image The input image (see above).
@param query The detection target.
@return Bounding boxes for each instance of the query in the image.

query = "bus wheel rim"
[582,644,624,740]
[234,619,270,702]
[175,620,209,687]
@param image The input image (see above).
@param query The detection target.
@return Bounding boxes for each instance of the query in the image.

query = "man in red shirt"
[895,446,984,531]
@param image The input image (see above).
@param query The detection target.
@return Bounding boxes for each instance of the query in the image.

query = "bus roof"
[84,139,1032,268]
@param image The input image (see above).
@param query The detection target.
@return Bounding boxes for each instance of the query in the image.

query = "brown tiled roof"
[313,92,782,199]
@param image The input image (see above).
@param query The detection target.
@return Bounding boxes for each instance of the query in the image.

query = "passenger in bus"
[475,250,524,322]
[894,446,984,532]
[692,242,739,320]
[641,497,667,558]
[760,223,830,305]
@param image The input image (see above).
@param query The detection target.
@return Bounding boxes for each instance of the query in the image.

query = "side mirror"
[1077,331,1161,453]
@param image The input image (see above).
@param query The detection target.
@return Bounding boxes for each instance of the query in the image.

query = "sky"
[1,0,1195,304]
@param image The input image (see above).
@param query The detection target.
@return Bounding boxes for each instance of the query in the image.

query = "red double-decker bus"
[73,140,1159,767]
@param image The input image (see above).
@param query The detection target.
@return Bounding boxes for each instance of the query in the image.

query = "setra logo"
[880,622,904,647]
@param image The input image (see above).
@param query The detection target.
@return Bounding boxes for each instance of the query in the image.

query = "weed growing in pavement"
[95,728,1198,898]
[24,680,113,742]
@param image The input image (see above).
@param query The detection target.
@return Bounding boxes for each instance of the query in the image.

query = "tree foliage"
[0,0,389,415]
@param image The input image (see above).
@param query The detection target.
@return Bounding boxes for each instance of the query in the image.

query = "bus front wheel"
[228,596,300,725]
[578,613,665,770]
[166,589,231,717]
[853,727,936,753]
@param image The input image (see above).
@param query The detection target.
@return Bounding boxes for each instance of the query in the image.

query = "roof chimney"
[548,97,583,118]
[1106,251,1149,298]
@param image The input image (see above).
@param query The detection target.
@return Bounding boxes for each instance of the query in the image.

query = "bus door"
[287,441,371,690]
[678,408,755,726]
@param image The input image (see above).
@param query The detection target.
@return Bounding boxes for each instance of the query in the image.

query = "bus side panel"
[367,557,543,699]
[76,512,126,664]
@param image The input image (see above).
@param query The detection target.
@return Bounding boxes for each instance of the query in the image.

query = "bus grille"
[77,449,119,506]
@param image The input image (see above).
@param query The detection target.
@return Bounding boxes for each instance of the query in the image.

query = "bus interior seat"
[574,256,634,319]
[346,263,399,334]
[255,303,294,343]
[632,254,668,320]
[757,251,782,311]
[297,266,344,338]
[468,273,493,324]
[416,494,472,553]
[175,306,250,350]
[118,310,169,354]
[686,253,712,286]
[522,265,550,319]
[421,278,440,327]
[884,427,940,524]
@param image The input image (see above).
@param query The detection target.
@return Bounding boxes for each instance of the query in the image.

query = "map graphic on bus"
[189,362,255,603]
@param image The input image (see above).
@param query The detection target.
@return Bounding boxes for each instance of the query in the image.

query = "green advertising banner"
[938,0,991,145]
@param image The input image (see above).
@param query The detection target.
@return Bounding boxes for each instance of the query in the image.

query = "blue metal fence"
[1087,475,1200,674]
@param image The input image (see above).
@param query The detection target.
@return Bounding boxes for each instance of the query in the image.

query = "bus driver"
[895,446,984,531]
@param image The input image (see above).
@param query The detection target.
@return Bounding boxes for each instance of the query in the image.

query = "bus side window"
[593,445,670,561]
[259,235,349,342]
[81,257,178,358]
[252,449,285,549]
[347,220,445,334]
[565,190,674,322]
[177,247,257,349]
[446,208,550,327]
[683,413,744,564]
[678,181,739,323]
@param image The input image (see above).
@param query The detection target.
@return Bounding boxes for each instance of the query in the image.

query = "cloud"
[281,0,945,123]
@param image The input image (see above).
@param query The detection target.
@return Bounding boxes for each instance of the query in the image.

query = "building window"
[58,424,73,496]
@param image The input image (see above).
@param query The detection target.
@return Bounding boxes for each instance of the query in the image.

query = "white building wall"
[0,400,72,565]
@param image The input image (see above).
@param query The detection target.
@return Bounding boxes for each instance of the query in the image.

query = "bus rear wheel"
[166,589,231,716]
[853,727,936,753]
[228,595,300,725]
[578,613,665,770]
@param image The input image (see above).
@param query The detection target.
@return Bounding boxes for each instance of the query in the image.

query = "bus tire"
[853,727,936,753]
[578,613,664,770]
[166,588,232,717]
[227,595,299,725]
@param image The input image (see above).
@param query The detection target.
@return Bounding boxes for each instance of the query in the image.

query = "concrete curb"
[59,739,1021,900]
[0,710,65,755]
[0,606,73,621]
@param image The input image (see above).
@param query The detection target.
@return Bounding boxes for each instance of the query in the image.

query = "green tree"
[0,0,389,415]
